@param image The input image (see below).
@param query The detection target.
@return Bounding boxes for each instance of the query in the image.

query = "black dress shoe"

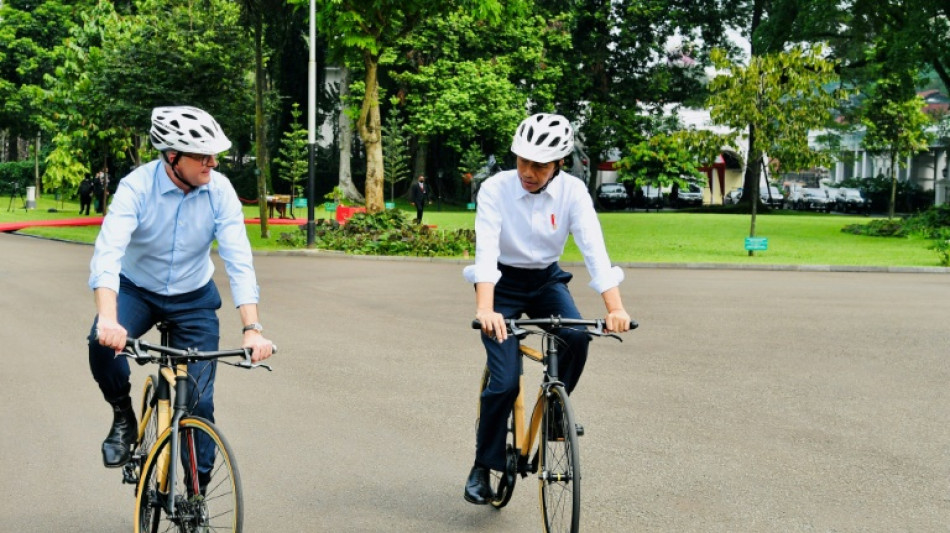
[102,401,137,468]
[463,465,493,505]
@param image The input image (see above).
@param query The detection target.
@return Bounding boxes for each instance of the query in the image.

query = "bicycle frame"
[510,344,555,476]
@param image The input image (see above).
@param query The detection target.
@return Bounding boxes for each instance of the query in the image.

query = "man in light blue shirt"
[88,106,273,472]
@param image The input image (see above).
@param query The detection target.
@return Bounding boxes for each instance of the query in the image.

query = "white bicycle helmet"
[510,113,574,163]
[149,106,232,155]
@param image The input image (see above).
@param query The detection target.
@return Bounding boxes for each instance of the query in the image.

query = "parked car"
[760,185,785,208]
[634,185,664,210]
[835,187,869,214]
[789,187,833,212]
[673,183,703,207]
[724,188,743,205]
[596,182,629,210]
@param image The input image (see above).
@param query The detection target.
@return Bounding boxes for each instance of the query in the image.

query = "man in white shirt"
[462,113,631,504]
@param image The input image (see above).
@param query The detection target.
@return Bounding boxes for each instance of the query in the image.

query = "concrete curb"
[252,247,950,274]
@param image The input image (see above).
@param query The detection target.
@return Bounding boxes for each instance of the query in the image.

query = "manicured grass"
[5,194,943,267]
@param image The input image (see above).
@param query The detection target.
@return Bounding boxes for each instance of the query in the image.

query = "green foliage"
[615,133,705,190]
[929,228,950,267]
[0,160,43,188]
[841,219,907,237]
[276,209,474,256]
[273,103,309,197]
[708,44,847,174]
[43,132,88,192]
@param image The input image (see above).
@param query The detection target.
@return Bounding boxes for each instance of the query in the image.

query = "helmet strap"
[531,163,561,195]
[162,151,197,192]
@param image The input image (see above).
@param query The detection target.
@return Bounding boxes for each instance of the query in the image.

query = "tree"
[862,79,934,218]
[614,133,706,211]
[390,3,568,185]
[0,0,98,160]
[707,45,847,253]
[307,0,503,213]
[273,103,309,215]
[381,104,410,203]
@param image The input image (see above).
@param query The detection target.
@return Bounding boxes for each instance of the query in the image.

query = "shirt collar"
[513,171,561,201]
[154,159,210,196]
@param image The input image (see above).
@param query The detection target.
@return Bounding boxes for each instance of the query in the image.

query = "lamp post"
[306,0,317,247]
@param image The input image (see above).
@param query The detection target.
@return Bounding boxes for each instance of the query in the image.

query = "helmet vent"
[547,136,562,147]
[535,132,550,146]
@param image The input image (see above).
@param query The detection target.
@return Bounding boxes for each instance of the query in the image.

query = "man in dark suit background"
[410,174,429,224]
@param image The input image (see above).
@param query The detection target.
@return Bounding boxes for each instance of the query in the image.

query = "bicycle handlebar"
[118,337,276,371]
[471,316,638,338]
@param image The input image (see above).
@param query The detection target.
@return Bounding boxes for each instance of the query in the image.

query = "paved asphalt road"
[1,233,948,532]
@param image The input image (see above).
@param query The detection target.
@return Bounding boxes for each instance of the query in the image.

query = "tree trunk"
[254,14,270,238]
[358,52,384,213]
[337,66,363,203]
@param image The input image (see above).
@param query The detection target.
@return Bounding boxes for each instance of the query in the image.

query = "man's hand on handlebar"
[96,317,128,353]
[604,308,632,334]
[475,308,508,343]
[242,333,275,363]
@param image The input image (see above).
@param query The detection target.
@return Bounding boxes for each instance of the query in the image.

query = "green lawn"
[4,194,943,267]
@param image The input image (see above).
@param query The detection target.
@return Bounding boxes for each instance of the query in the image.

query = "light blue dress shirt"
[89,160,259,307]
[463,169,623,294]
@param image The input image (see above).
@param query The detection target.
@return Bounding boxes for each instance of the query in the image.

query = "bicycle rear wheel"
[539,385,580,533]
[135,417,243,533]
[489,411,518,508]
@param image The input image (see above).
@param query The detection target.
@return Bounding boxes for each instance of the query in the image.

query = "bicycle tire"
[539,385,580,533]
[135,376,159,472]
[489,411,518,508]
[134,417,243,533]
[479,366,518,508]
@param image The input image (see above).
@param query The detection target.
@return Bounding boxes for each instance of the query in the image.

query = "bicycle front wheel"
[136,376,159,465]
[135,417,243,533]
[539,385,580,533]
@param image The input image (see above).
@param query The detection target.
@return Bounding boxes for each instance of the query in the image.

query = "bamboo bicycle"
[115,322,273,533]
[474,316,637,533]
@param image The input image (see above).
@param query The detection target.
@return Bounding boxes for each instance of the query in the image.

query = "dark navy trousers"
[88,275,222,475]
[475,263,590,471]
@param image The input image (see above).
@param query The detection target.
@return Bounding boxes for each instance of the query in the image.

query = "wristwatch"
[242,322,264,334]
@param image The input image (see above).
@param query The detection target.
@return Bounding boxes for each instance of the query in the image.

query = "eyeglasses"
[178,152,217,166]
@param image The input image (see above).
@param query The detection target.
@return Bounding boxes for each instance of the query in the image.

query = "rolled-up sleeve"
[569,188,625,293]
[462,181,503,285]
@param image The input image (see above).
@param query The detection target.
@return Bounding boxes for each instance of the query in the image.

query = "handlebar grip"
[629,320,639,330]
[471,320,482,329]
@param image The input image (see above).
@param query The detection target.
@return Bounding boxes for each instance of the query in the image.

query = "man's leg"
[165,280,222,485]
[88,280,156,467]
[526,267,590,394]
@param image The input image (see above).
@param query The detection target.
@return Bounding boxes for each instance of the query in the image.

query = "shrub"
[841,219,907,237]
[277,209,474,257]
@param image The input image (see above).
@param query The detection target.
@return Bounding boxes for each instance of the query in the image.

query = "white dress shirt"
[463,169,623,293]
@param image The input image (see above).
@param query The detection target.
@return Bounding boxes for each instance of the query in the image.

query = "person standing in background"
[410,174,428,224]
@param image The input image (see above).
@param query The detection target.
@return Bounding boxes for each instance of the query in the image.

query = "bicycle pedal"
[121,463,138,485]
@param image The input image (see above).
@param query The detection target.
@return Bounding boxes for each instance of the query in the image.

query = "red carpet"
[0,217,305,233]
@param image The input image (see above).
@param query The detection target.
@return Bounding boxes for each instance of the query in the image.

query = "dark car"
[596,183,629,210]
[835,188,869,214]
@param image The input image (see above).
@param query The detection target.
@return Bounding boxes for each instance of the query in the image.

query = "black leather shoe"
[102,401,137,468]
[463,465,493,505]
